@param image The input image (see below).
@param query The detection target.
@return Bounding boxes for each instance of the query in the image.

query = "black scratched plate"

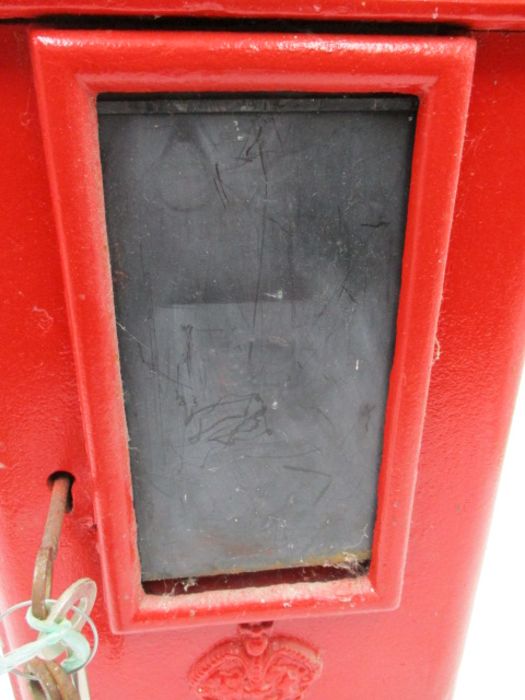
[98,95,416,581]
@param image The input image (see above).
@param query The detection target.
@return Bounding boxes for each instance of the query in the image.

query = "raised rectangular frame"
[31,29,475,632]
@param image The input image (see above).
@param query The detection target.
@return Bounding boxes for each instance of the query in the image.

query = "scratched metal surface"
[98,96,416,580]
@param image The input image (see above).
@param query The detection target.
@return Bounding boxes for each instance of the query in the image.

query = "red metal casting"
[2,0,525,30]
[0,16,524,700]
[29,30,474,632]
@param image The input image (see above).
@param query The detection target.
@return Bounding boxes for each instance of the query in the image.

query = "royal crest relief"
[188,621,323,700]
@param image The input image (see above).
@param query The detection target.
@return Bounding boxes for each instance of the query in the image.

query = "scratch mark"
[359,403,376,433]
[281,464,331,478]
[245,125,263,159]
[281,463,333,505]
[116,321,148,351]
[341,286,356,303]
[186,394,269,447]
[310,406,336,432]
[145,361,193,391]
[243,448,322,460]
[182,324,193,376]
[213,162,229,208]
[313,480,332,505]
[314,269,354,323]
[251,138,269,329]
[361,220,390,229]
[117,321,192,390]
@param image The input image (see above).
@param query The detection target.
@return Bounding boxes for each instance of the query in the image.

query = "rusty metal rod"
[31,476,73,621]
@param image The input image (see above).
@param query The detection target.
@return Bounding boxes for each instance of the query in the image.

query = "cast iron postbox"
[0,2,524,699]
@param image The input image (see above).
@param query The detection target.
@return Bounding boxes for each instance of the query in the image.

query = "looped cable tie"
[26,607,91,674]
[0,609,90,676]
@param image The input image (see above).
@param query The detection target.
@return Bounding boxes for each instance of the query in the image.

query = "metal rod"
[31,476,72,620]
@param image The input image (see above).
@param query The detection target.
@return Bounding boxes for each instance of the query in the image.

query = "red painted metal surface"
[2,0,525,30]
[0,19,524,700]
[29,30,474,633]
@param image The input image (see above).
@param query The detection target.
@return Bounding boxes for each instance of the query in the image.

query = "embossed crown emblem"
[188,621,323,700]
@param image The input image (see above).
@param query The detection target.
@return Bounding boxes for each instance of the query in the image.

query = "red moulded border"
[3,1,525,30]
[30,30,475,633]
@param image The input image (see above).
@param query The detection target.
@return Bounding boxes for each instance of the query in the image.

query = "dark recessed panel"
[98,95,416,581]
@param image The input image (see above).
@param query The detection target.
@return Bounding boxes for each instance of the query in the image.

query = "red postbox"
[0,3,524,699]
